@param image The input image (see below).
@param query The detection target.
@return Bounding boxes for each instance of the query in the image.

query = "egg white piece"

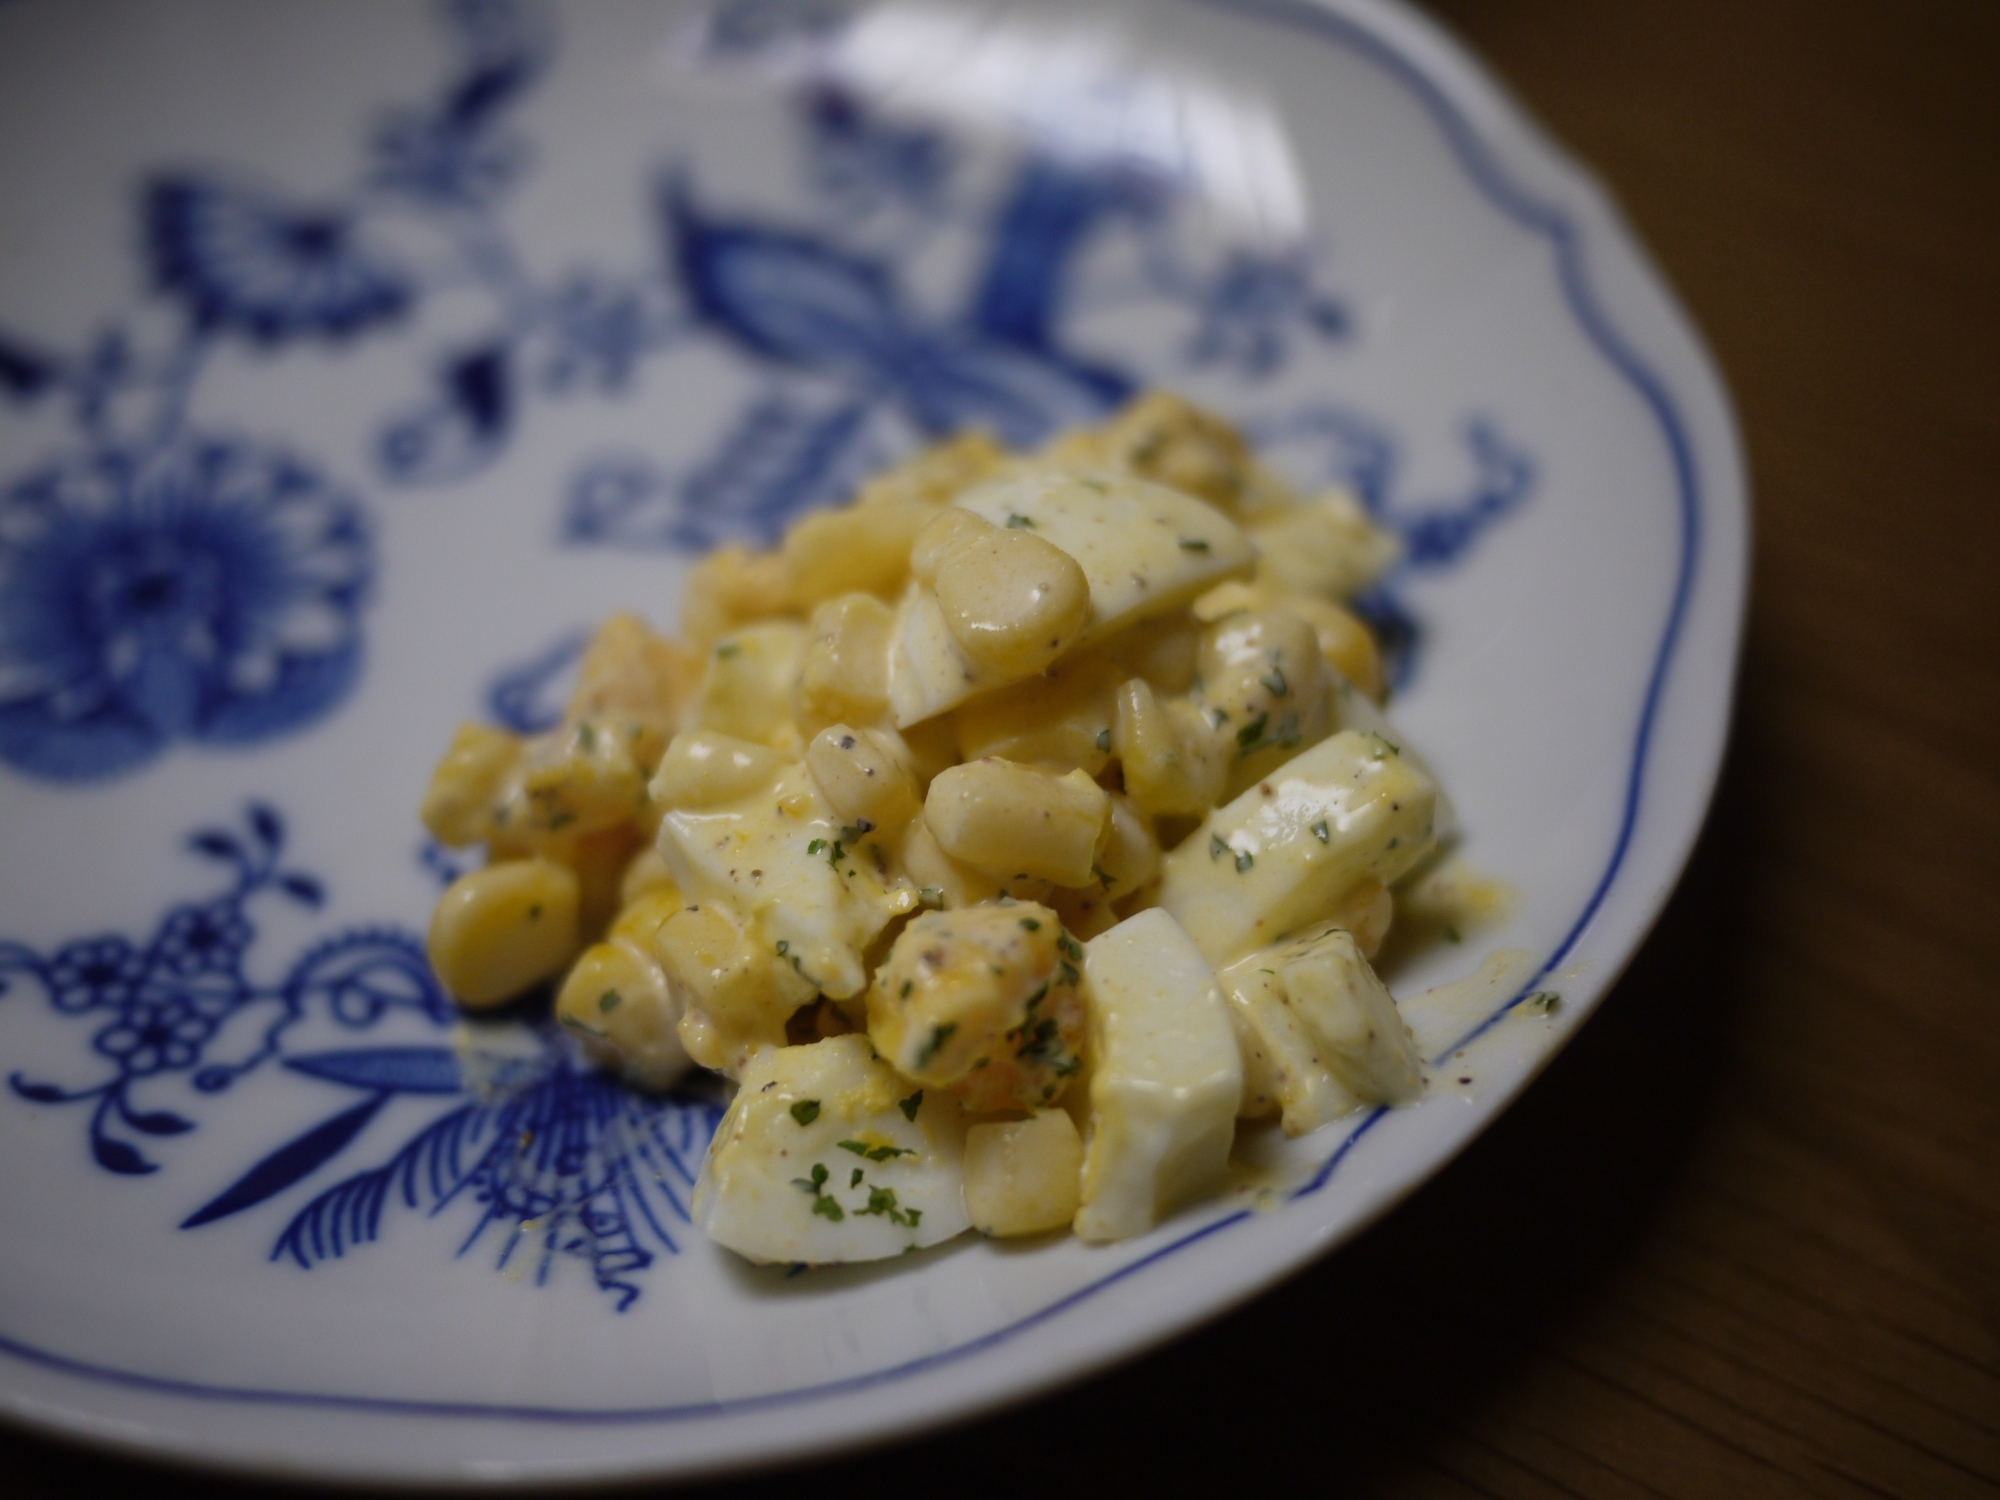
[693,1035,972,1265]
[1075,909,1243,1243]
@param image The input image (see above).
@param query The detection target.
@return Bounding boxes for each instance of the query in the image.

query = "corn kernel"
[564,612,702,768]
[951,647,1119,776]
[1096,792,1159,896]
[1198,610,1333,799]
[963,1110,1083,1236]
[933,525,1091,679]
[555,938,691,1090]
[924,759,1109,887]
[610,885,687,953]
[426,858,580,1008]
[909,507,994,585]
[793,593,894,738]
[1244,487,1400,600]
[782,497,933,609]
[680,544,793,650]
[419,722,523,848]
[1112,678,1225,819]
[693,621,806,747]
[649,730,789,810]
[806,725,922,833]
[656,903,814,1078]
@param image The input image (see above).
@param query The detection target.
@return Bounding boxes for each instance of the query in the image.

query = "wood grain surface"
[4,1,1996,1495]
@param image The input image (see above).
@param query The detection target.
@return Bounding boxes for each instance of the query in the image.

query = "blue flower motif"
[43,938,146,1015]
[0,438,373,782]
[1184,251,1350,378]
[155,900,254,979]
[145,177,409,345]
[92,996,217,1078]
[539,274,665,394]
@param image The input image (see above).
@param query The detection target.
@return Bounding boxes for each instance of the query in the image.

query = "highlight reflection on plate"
[0,0,1744,1483]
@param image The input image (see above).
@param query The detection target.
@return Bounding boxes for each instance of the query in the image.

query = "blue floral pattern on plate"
[1,802,719,1309]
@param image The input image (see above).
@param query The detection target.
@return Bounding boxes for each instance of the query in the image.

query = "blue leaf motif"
[377,343,513,484]
[181,1092,391,1228]
[284,1046,461,1095]
[93,1136,156,1175]
[446,56,537,129]
[667,180,902,374]
[10,1079,69,1105]
[249,804,284,853]
[448,345,511,439]
[279,873,325,908]
[892,339,1117,448]
[189,832,245,864]
[126,1109,195,1136]
[0,332,58,403]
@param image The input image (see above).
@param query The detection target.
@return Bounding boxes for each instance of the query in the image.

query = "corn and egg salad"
[418,392,1443,1264]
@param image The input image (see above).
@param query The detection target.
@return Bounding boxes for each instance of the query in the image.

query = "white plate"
[0,0,1746,1484]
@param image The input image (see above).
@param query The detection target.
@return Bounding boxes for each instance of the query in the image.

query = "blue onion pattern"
[0,440,372,781]
[146,178,408,345]
[1,804,719,1309]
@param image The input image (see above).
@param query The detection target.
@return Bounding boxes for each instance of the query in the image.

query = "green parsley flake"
[1095,728,1111,752]
[1019,917,1041,931]
[857,1186,920,1227]
[597,989,622,1014]
[1005,512,1035,529]
[1311,820,1330,843]
[1260,667,1288,698]
[792,1163,829,1193]
[916,1022,957,1067]
[1178,537,1209,552]
[715,642,740,658]
[558,1013,606,1039]
[807,838,826,855]
[839,1139,914,1162]
[1210,833,1229,861]
[898,1090,924,1121]
[1524,990,1561,1016]
[1234,848,1255,874]
[1236,712,1269,751]
[790,1099,821,1126]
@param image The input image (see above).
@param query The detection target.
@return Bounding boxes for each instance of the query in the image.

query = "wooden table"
[5,1,1995,1494]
